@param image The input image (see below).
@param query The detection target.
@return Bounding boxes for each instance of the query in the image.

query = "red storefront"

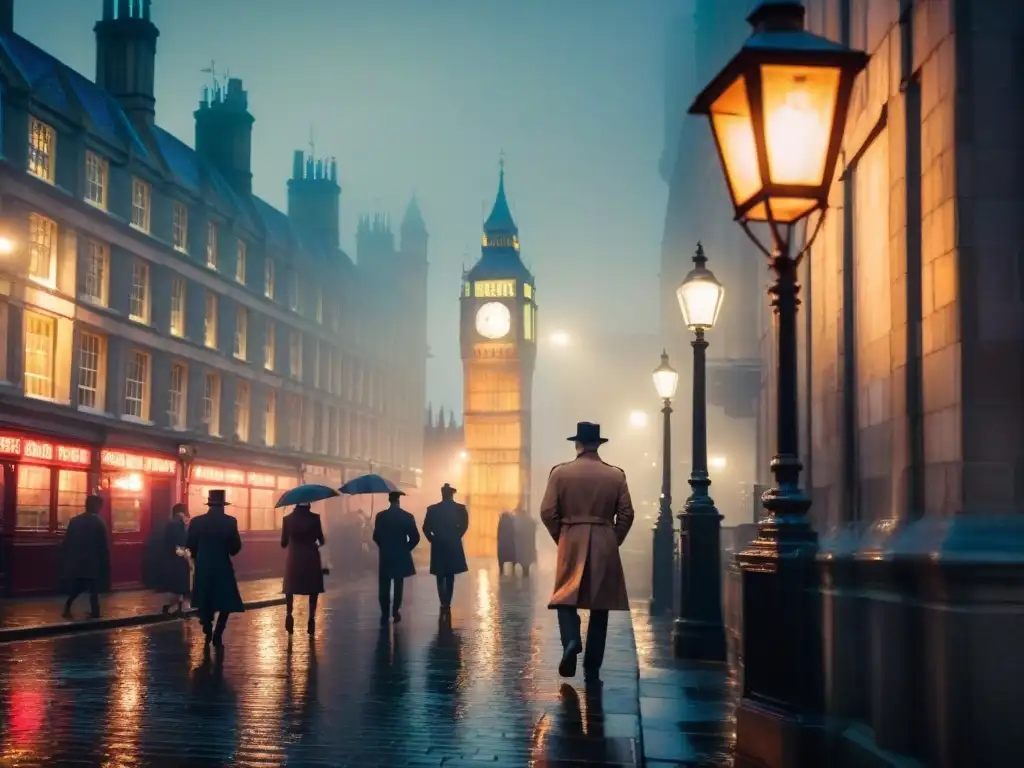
[0,433,180,595]
[186,463,299,580]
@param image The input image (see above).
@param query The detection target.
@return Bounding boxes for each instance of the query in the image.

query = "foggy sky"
[19,0,677,415]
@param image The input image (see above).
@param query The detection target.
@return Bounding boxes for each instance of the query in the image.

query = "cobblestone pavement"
[0,566,643,766]
[632,608,737,766]
[0,578,283,634]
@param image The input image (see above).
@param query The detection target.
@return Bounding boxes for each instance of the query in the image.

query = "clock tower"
[460,164,537,558]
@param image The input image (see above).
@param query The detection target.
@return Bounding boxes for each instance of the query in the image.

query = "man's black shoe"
[559,640,583,677]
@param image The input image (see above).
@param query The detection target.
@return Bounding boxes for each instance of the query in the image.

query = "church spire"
[483,154,518,243]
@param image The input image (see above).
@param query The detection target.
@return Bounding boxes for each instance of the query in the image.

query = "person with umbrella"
[422,483,469,618]
[276,483,337,635]
[187,489,244,648]
[372,490,420,625]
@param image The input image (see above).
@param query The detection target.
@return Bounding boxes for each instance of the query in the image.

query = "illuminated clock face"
[476,302,512,339]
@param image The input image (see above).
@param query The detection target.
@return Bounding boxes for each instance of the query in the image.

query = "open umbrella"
[340,473,402,496]
[275,483,340,509]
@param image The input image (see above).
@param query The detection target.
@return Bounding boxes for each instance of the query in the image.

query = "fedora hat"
[441,483,457,494]
[206,489,231,506]
[567,421,608,444]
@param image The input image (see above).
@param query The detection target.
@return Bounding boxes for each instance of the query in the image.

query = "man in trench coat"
[422,482,469,617]
[540,422,635,679]
[188,489,245,647]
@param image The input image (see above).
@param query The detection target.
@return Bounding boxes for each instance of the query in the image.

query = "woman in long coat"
[159,504,191,614]
[281,502,326,635]
[497,511,517,574]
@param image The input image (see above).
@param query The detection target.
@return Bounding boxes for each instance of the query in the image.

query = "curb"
[0,596,287,644]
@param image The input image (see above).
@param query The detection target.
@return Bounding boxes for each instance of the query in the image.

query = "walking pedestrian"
[422,483,469,618]
[158,503,191,614]
[540,422,635,680]
[187,489,245,648]
[497,511,516,575]
[59,494,110,619]
[372,490,420,625]
[514,507,537,577]
[281,502,326,635]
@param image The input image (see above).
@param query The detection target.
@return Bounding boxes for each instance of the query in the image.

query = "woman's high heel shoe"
[285,614,294,634]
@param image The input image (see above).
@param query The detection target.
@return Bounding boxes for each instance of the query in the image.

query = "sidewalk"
[0,577,284,643]
[632,605,738,766]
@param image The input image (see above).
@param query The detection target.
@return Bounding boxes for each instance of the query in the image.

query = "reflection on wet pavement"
[0,568,643,766]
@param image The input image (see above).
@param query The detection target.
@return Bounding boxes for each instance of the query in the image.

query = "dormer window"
[28,117,56,183]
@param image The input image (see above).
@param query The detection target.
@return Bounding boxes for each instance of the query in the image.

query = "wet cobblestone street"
[0,567,644,767]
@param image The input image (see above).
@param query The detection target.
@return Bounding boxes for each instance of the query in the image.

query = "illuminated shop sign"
[0,434,92,465]
[193,464,297,490]
[101,450,176,475]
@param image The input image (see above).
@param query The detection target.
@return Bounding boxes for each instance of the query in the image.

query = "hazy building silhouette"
[0,0,426,594]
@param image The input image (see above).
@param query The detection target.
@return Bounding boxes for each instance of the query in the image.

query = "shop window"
[56,470,89,529]
[15,465,51,531]
[188,484,211,518]
[226,486,249,531]
[249,488,275,530]
[110,484,142,533]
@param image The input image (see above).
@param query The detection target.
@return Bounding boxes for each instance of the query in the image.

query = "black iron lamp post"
[673,243,726,661]
[687,1,867,764]
[650,351,679,616]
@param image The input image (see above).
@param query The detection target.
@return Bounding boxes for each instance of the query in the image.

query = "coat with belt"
[58,511,111,592]
[540,451,635,610]
[422,499,469,576]
[187,508,245,614]
[372,504,420,579]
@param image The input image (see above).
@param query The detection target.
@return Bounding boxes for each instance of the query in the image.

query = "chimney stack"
[287,149,341,251]
[0,0,13,35]
[194,78,255,196]
[94,0,160,126]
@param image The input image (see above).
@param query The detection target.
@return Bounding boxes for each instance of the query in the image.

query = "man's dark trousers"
[436,574,455,607]
[557,607,610,670]
[65,577,100,617]
[379,572,404,616]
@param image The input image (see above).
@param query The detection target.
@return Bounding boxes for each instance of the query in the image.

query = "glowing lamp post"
[672,243,726,660]
[687,1,867,761]
[649,350,678,616]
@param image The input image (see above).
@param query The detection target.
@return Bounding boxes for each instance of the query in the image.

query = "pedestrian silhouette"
[422,482,469,618]
[280,502,326,635]
[514,507,537,576]
[541,422,635,679]
[59,494,110,619]
[372,490,420,625]
[187,489,245,647]
[156,504,191,614]
[497,510,516,574]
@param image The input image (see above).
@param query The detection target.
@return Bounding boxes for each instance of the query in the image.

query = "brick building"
[0,0,427,594]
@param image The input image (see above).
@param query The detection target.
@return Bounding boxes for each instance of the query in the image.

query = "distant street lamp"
[549,330,570,348]
[0,236,16,257]
[673,243,726,661]
[628,410,649,429]
[650,350,679,615]
[688,0,867,760]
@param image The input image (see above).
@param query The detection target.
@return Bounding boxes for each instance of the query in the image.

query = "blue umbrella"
[340,473,403,496]
[275,483,340,509]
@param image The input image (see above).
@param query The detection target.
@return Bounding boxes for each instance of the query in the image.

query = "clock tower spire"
[459,159,537,558]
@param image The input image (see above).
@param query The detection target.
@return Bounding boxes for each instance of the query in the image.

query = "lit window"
[16,465,52,531]
[290,331,302,379]
[234,306,247,360]
[169,362,187,430]
[82,240,109,305]
[77,331,106,411]
[124,349,150,421]
[204,372,221,436]
[57,470,88,529]
[204,292,218,348]
[28,117,56,183]
[129,259,150,323]
[264,258,275,299]
[170,278,186,337]
[23,311,55,400]
[288,272,298,311]
[316,289,323,324]
[524,283,533,300]
[206,222,218,268]
[524,303,533,341]
[264,320,275,371]
[264,390,276,446]
[85,151,108,209]
[249,488,275,530]
[474,280,516,298]
[28,212,57,287]
[289,394,303,449]
[172,202,188,253]
[235,380,250,442]
[110,486,142,533]
[131,177,151,233]
[236,240,246,283]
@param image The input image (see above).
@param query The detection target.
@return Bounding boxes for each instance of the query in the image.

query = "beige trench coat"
[540,452,635,611]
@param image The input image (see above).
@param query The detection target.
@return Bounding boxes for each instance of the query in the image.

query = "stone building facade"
[0,0,427,592]
[751,0,1024,764]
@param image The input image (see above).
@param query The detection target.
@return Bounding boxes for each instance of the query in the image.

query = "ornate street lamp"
[650,350,679,615]
[673,243,726,661]
[688,1,867,763]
